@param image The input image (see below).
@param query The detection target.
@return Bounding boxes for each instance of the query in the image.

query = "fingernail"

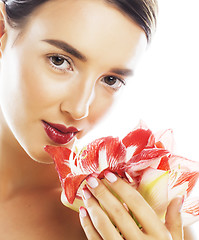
[104,171,117,183]
[82,188,92,200]
[79,206,87,218]
[86,176,99,188]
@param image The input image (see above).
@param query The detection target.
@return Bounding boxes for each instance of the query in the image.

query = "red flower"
[45,123,199,226]
[45,137,126,204]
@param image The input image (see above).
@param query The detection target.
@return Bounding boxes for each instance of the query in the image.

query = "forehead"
[19,0,147,67]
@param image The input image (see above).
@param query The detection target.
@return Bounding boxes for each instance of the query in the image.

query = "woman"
[0,0,192,239]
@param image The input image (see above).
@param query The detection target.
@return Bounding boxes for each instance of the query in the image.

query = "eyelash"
[101,75,126,91]
[46,54,126,91]
[47,54,73,73]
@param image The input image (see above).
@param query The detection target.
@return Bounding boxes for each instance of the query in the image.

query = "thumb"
[165,196,184,240]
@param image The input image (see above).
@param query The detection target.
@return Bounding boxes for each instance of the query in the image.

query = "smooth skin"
[0,0,193,239]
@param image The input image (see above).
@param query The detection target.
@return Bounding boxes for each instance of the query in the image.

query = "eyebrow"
[42,39,134,77]
[42,39,87,62]
[110,68,134,77]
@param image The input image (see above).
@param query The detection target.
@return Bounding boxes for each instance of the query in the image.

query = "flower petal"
[168,155,199,172]
[168,182,188,202]
[138,168,169,219]
[63,174,88,204]
[99,137,126,175]
[172,171,199,196]
[181,212,199,226]
[122,128,153,161]
[77,138,104,174]
[80,137,126,176]
[61,190,84,212]
[182,198,199,226]
[126,148,169,172]
[183,198,199,216]
[44,145,72,183]
[157,156,170,171]
[154,129,175,152]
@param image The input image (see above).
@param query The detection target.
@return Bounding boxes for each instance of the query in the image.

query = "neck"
[0,115,60,200]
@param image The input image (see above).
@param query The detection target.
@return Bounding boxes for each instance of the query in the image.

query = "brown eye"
[51,56,65,66]
[48,55,73,72]
[101,75,125,91]
[104,76,117,86]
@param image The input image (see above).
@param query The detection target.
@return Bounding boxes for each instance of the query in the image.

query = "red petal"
[80,137,126,176]
[79,138,105,173]
[122,128,153,156]
[128,149,169,164]
[44,145,72,182]
[155,141,165,149]
[63,174,88,204]
[172,171,199,196]
[125,149,169,179]
[157,156,171,171]
[100,137,126,175]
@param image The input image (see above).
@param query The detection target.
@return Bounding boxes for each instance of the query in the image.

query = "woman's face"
[0,0,147,163]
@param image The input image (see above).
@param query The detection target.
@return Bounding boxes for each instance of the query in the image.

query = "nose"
[60,77,95,120]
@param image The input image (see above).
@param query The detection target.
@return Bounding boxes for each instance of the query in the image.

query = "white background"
[84,0,199,161]
[82,0,199,235]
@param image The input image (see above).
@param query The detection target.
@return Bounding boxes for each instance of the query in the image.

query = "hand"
[79,171,183,240]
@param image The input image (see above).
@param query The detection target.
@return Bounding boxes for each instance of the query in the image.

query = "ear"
[0,1,7,57]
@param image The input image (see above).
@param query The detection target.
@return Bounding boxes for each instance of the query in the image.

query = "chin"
[23,134,78,164]
[32,154,54,164]
[23,145,55,164]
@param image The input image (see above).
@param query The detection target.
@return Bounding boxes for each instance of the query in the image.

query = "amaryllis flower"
[45,123,199,226]
[45,137,127,204]
[124,127,199,226]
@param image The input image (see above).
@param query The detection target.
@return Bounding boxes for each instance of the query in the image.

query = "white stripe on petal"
[98,148,108,172]
[126,145,137,162]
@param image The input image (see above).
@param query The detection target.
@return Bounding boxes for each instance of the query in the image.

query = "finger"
[85,176,144,240]
[165,196,184,240]
[103,171,168,237]
[82,188,123,240]
[79,206,102,240]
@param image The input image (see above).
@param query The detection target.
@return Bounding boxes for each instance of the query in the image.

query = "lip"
[42,120,79,145]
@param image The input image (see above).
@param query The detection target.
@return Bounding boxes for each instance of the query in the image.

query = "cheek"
[18,57,57,109]
[8,52,65,117]
[19,67,56,110]
[88,86,114,127]
[0,51,60,134]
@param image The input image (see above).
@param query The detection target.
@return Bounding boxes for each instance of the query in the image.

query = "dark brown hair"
[2,0,158,42]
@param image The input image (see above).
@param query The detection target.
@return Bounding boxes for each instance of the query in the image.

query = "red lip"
[42,120,79,145]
